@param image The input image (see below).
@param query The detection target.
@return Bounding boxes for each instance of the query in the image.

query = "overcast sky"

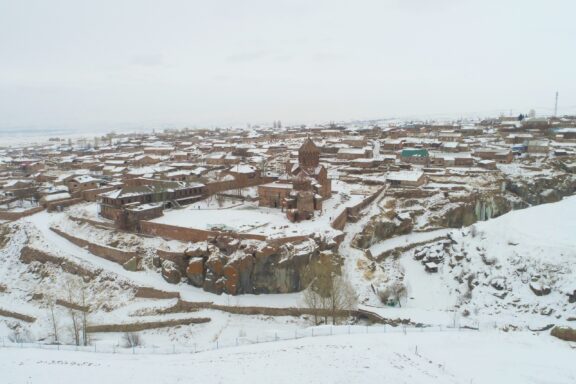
[1,0,575,132]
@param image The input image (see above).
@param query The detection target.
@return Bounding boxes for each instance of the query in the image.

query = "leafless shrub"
[377,282,407,307]
[122,332,142,348]
[8,327,32,343]
[470,225,478,238]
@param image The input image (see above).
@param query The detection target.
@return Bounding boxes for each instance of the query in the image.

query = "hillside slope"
[357,196,576,328]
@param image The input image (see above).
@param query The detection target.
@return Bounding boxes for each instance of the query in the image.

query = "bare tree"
[303,284,322,325]
[303,263,357,325]
[122,332,142,348]
[8,327,32,343]
[65,279,81,346]
[64,277,90,346]
[47,299,60,344]
[326,274,358,324]
[79,283,90,346]
[391,282,407,308]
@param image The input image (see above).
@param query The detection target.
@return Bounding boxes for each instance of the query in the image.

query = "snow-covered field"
[1,331,574,384]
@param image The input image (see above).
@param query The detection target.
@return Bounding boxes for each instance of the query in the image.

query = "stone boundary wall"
[374,235,450,261]
[204,176,275,195]
[134,287,181,300]
[330,209,349,231]
[20,245,100,280]
[46,198,83,212]
[50,227,137,265]
[86,317,210,333]
[331,186,386,230]
[159,300,411,325]
[216,192,258,201]
[389,189,437,199]
[0,308,36,323]
[139,221,267,243]
[55,298,90,312]
[69,215,116,230]
[0,206,44,221]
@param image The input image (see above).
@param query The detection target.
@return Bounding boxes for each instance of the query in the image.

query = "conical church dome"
[298,138,320,168]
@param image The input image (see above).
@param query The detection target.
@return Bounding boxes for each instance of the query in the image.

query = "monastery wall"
[330,186,386,230]
[204,176,275,195]
[139,221,267,243]
[50,227,137,265]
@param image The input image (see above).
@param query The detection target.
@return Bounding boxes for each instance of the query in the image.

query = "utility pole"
[554,91,559,117]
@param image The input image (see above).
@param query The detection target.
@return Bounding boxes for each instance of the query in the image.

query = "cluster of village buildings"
[1,115,575,234]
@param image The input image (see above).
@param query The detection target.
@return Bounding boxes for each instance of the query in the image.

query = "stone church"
[258,138,332,221]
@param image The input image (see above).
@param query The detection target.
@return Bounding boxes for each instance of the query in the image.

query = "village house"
[143,146,174,156]
[554,127,576,141]
[340,135,367,147]
[382,139,404,151]
[504,133,534,144]
[67,175,101,195]
[350,158,381,168]
[478,160,497,170]
[438,131,462,142]
[337,147,372,160]
[399,148,430,166]
[39,192,72,208]
[2,179,37,199]
[221,164,260,183]
[526,140,549,154]
[131,154,164,166]
[386,170,427,187]
[473,149,513,164]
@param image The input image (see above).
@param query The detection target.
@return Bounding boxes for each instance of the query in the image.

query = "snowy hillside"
[353,196,576,329]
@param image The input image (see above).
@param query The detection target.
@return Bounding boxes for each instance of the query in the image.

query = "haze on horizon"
[1,0,575,132]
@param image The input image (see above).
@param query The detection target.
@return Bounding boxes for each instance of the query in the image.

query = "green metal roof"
[401,148,429,157]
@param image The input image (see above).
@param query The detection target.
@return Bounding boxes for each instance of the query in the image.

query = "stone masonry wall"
[0,206,44,221]
[50,227,137,264]
[139,221,267,242]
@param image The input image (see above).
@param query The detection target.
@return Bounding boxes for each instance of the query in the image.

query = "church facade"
[258,138,332,222]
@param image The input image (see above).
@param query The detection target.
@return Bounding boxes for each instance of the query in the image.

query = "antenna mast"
[554,91,559,117]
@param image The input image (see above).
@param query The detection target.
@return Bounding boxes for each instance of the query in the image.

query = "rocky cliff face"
[352,214,413,250]
[354,172,576,252]
[159,233,340,295]
[506,173,576,206]
[429,193,513,228]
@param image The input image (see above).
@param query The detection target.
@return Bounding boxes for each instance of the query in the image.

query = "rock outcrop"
[529,282,551,296]
[123,256,140,271]
[430,194,512,228]
[161,260,182,284]
[185,257,204,287]
[506,173,576,206]
[352,214,413,249]
[550,326,576,342]
[174,234,338,295]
